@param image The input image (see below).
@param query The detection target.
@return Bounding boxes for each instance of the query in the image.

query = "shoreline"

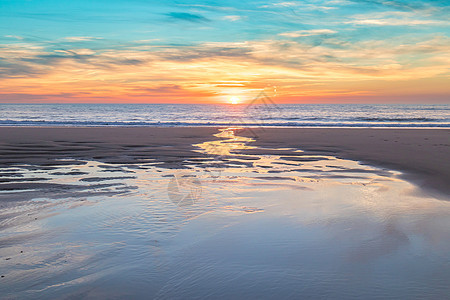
[0,126,448,196]
[0,125,448,129]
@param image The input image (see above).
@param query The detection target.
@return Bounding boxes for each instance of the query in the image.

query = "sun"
[229,96,240,104]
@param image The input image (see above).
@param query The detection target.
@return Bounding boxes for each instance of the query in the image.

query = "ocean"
[0,103,449,128]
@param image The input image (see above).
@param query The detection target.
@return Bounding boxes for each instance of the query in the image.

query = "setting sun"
[229,96,240,104]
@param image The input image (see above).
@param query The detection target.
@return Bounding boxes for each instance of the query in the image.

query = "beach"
[1,126,449,298]
[2,0,450,296]
[1,127,449,194]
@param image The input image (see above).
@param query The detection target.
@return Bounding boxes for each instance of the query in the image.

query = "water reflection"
[0,128,449,299]
[194,127,255,157]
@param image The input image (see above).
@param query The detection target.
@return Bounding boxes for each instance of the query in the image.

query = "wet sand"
[240,128,450,197]
[1,127,449,298]
[0,127,449,195]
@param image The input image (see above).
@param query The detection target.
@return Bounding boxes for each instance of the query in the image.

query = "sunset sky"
[0,0,449,104]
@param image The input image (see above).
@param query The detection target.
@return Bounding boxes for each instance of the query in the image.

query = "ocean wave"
[1,103,449,128]
[354,117,443,122]
[0,119,448,128]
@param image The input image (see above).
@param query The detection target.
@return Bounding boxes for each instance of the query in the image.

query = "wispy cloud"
[346,0,442,11]
[345,11,448,26]
[64,36,102,41]
[4,35,24,40]
[346,19,442,25]
[263,1,337,10]
[270,2,299,7]
[279,29,337,37]
[166,12,210,23]
[222,15,242,22]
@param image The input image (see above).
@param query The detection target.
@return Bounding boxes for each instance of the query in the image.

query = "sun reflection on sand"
[194,127,255,156]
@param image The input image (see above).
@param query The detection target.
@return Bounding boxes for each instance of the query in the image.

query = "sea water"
[0,103,449,127]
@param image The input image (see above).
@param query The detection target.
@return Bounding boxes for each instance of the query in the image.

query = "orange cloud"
[1,36,449,103]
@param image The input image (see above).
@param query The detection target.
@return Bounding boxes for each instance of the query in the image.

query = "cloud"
[346,19,441,25]
[279,29,337,37]
[0,60,41,78]
[3,35,449,79]
[222,15,242,21]
[166,12,210,23]
[158,43,252,61]
[262,1,337,10]
[270,2,299,7]
[4,35,24,40]
[64,36,102,41]
[345,11,449,26]
[346,0,439,11]
[324,0,352,4]
[1,34,449,103]
[176,4,236,12]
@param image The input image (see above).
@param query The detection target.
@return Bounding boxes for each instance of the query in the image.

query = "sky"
[0,0,449,104]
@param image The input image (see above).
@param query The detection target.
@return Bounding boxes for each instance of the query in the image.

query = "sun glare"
[230,96,240,104]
